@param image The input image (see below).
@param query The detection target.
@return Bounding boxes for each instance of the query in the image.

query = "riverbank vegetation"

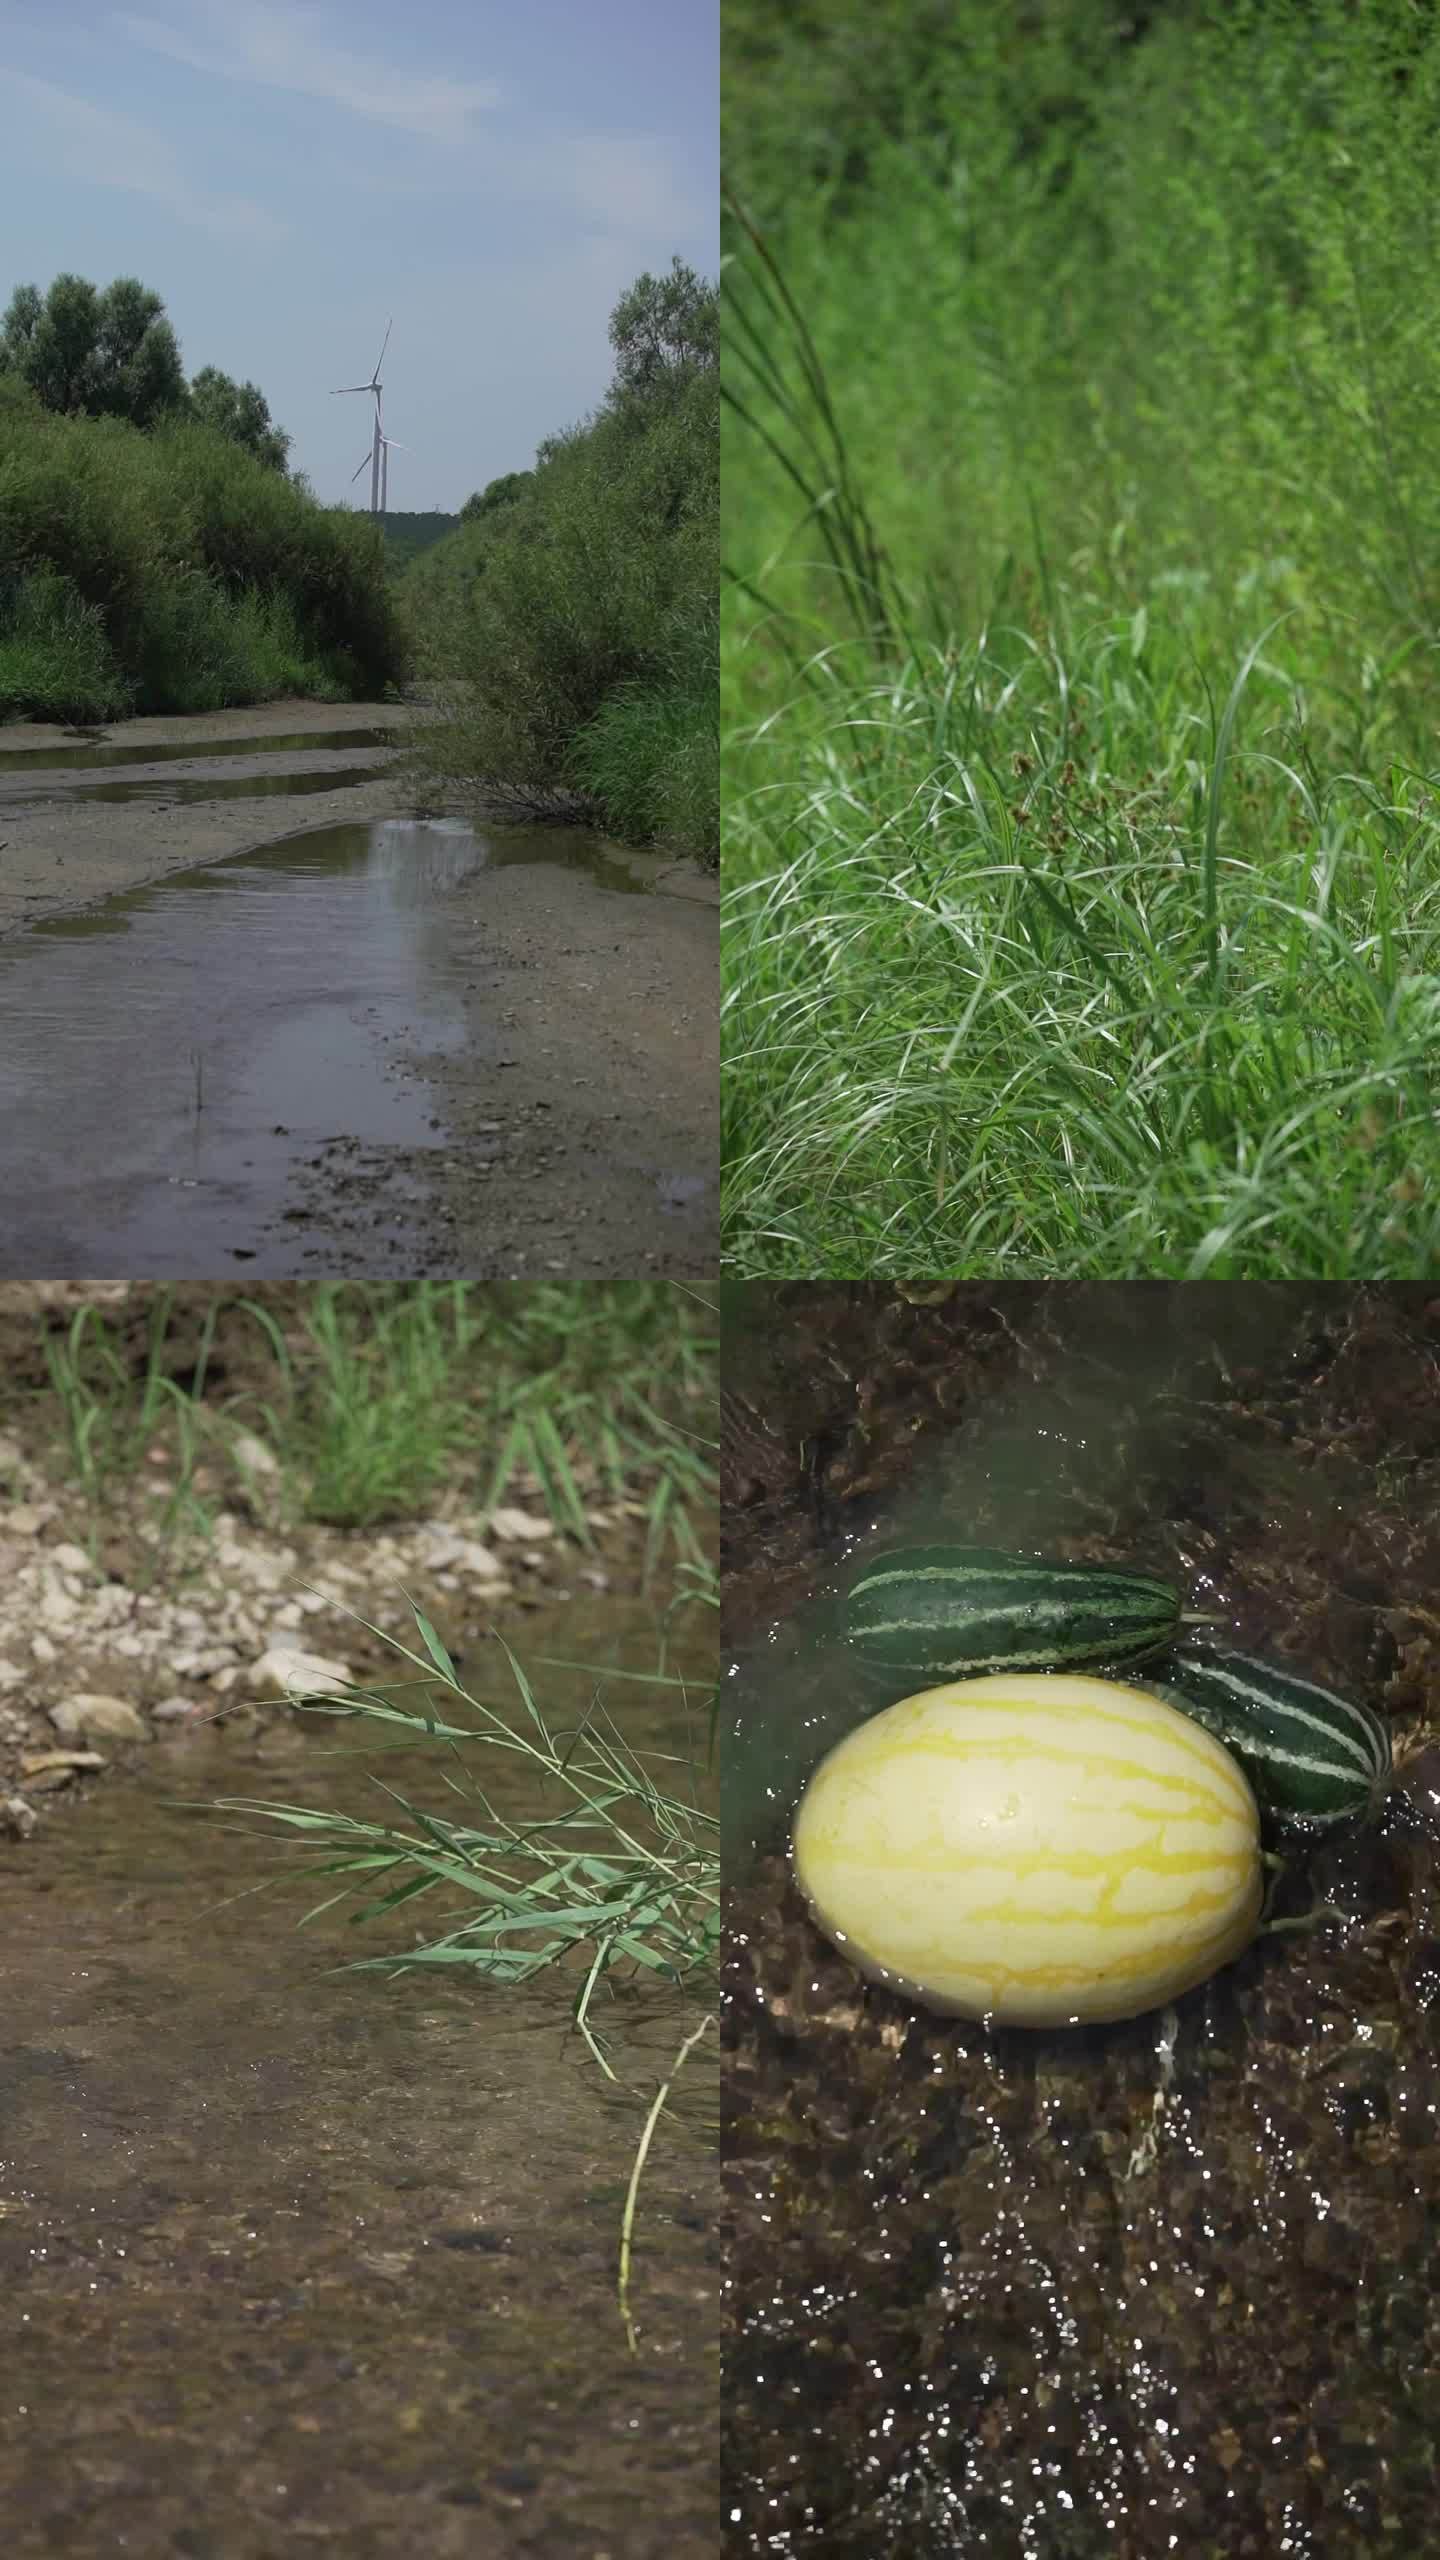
[404,259,718,861]
[0,270,408,721]
[723,0,1440,1276]
[26,1278,714,1567]
[0,377,407,720]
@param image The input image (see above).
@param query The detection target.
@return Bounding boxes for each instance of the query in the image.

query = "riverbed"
[0,703,717,1277]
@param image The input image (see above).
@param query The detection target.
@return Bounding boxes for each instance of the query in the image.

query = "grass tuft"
[19,1281,716,1574]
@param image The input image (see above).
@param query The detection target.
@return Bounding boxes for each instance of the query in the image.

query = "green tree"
[1,274,185,427]
[606,257,717,405]
[405,257,718,850]
[188,366,291,472]
[460,469,535,522]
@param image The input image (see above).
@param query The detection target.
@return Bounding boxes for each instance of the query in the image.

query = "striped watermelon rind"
[790,1671,1263,2026]
[1145,1645,1391,1827]
[845,1544,1180,1682]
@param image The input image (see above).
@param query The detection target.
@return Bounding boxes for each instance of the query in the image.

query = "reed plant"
[215,1597,718,2350]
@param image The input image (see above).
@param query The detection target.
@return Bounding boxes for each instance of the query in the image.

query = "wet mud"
[721,1283,1440,2559]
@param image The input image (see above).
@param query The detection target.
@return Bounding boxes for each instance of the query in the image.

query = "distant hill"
[380,511,461,568]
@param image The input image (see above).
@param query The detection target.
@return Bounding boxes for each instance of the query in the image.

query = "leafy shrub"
[0,566,130,722]
[0,400,409,719]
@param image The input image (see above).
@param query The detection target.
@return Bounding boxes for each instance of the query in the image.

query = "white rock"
[30,1633,58,1666]
[411,1521,508,1580]
[215,1542,292,1592]
[171,1645,240,1678]
[8,1503,53,1536]
[49,1542,94,1575]
[230,1429,279,1477]
[249,1645,354,1700]
[49,1694,148,1743]
[151,1696,201,1722]
[488,1506,555,1542]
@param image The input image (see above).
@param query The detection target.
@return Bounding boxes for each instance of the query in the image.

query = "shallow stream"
[0,815,692,1276]
[0,728,395,775]
[2,1637,717,2557]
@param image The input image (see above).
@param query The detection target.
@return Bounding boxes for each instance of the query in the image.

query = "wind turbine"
[350,431,410,516]
[332,319,391,516]
[377,433,409,515]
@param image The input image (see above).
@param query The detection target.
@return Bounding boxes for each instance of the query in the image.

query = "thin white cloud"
[561,133,702,236]
[115,0,502,144]
[0,68,287,240]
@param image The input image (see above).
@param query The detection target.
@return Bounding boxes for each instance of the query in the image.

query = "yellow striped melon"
[790,1672,1263,2026]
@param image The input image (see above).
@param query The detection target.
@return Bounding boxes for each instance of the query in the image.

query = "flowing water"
[0,816,701,1276]
[721,1283,1440,2559]
[1,1629,717,2559]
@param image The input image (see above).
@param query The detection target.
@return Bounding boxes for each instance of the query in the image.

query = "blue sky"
[0,0,717,509]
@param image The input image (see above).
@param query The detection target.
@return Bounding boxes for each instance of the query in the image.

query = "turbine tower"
[352,432,410,516]
[331,319,391,517]
[377,433,409,516]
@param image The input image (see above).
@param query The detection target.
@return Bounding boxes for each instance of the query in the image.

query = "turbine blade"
[372,317,392,380]
[332,382,371,394]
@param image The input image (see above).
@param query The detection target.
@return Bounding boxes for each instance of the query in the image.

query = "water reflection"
[0,820,476,1273]
[0,813,699,1274]
[5,763,383,809]
[0,725,395,773]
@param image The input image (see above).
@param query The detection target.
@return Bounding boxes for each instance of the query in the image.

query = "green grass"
[212,1595,718,2349]
[722,0,1440,1277]
[570,618,719,860]
[24,1281,716,1572]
